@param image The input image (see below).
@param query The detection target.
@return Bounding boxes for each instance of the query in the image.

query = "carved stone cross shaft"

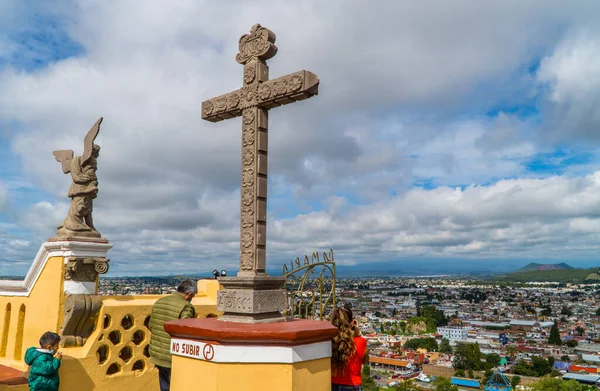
[202,24,319,277]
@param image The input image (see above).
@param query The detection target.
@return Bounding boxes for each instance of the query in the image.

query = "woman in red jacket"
[331,307,369,391]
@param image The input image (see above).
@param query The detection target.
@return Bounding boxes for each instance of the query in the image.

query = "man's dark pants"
[157,365,171,391]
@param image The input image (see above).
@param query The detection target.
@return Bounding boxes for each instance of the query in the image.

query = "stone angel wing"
[82,117,103,166]
[53,150,75,174]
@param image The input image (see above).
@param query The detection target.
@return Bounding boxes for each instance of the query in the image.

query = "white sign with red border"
[170,338,331,364]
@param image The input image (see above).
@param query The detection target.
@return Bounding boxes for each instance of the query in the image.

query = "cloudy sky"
[1,1,600,276]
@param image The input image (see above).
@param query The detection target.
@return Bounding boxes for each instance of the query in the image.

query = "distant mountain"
[502,265,600,283]
[514,262,574,273]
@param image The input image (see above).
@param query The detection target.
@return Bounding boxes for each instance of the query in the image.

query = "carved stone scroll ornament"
[60,294,103,347]
[53,117,105,241]
[64,257,110,282]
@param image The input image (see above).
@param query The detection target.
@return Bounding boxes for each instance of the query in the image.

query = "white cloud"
[269,171,600,260]
[537,31,600,143]
[1,1,600,274]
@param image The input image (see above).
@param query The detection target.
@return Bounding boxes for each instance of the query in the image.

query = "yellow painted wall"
[292,358,332,390]
[0,252,220,391]
[0,256,64,370]
[170,356,331,391]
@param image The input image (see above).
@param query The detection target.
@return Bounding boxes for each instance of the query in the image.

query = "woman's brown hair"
[330,307,356,375]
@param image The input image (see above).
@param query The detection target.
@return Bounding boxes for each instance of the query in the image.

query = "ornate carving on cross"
[202,24,319,277]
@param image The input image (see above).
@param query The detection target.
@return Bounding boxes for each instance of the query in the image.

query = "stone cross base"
[217,276,287,324]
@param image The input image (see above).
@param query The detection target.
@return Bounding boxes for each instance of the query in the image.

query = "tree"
[512,360,534,377]
[485,353,502,368]
[483,369,493,381]
[406,316,437,334]
[531,356,552,377]
[399,321,407,333]
[453,343,483,370]
[361,365,378,391]
[439,338,453,354]
[596,307,600,316]
[511,375,521,388]
[531,377,596,391]
[541,305,552,317]
[393,381,421,391]
[566,339,578,348]
[561,306,574,316]
[506,345,518,361]
[403,337,438,352]
[576,326,585,336]
[362,364,371,377]
[513,357,553,377]
[433,377,458,391]
[421,305,448,327]
[549,323,563,345]
[561,355,571,362]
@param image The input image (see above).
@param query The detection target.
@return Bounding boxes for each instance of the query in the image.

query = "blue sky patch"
[524,149,596,174]
[0,11,83,71]
[413,178,436,190]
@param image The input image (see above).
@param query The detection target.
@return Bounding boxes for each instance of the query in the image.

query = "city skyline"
[2,2,600,276]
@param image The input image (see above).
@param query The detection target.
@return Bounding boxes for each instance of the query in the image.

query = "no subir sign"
[171,339,214,361]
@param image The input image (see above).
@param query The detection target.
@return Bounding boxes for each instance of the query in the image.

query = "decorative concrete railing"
[0,241,220,390]
[81,288,219,381]
[94,299,155,378]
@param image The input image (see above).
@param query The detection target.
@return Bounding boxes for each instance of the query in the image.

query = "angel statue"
[53,117,104,240]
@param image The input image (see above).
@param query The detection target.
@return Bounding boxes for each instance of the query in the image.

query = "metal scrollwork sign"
[283,249,336,320]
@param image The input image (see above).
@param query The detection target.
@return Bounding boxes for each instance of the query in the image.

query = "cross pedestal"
[216,276,287,323]
[201,24,319,324]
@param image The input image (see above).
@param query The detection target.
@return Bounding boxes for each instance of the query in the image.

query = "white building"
[437,326,468,341]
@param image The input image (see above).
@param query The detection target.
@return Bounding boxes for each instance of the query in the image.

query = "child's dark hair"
[39,332,61,348]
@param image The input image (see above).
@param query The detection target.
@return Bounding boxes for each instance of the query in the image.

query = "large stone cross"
[202,24,319,278]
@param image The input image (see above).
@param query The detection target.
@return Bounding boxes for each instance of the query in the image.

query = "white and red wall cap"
[170,338,332,364]
[165,317,338,347]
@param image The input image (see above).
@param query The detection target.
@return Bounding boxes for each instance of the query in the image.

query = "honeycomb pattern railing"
[93,310,152,377]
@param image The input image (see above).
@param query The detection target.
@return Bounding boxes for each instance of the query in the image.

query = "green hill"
[515,262,574,273]
[503,266,600,283]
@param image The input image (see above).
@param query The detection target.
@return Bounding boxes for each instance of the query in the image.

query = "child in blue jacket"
[24,332,62,391]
